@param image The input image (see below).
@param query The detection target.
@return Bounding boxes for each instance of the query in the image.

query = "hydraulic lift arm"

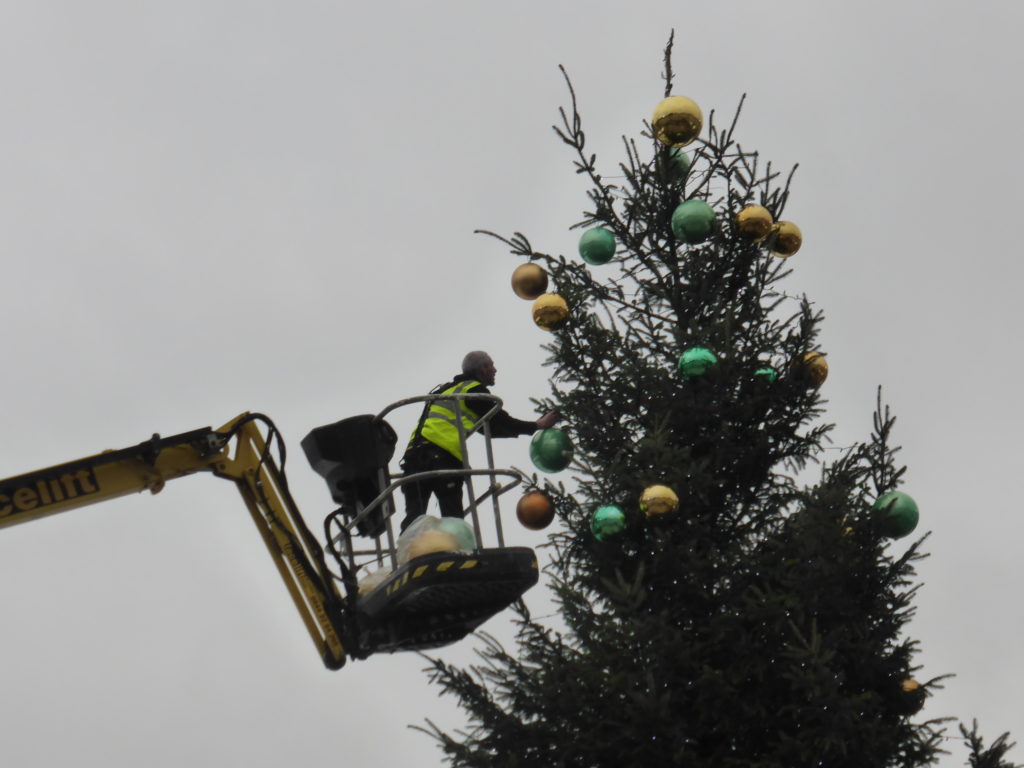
[0,401,540,670]
[0,413,350,669]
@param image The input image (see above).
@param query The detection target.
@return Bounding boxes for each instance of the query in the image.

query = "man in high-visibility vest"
[399,351,559,532]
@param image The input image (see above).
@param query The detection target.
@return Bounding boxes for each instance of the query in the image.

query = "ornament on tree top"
[769,220,803,257]
[794,351,828,387]
[532,293,569,331]
[578,227,616,265]
[736,205,774,242]
[529,428,574,473]
[873,491,919,539]
[652,95,703,147]
[591,505,627,541]
[671,199,716,244]
[678,346,718,378]
[640,485,679,518]
[511,262,548,300]
[516,490,556,530]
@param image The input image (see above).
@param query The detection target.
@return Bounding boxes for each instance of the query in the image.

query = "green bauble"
[873,491,919,539]
[754,366,778,383]
[671,199,715,244]
[677,346,717,378]
[578,228,616,265]
[529,428,574,473]
[657,147,691,180]
[591,505,627,541]
[437,517,477,550]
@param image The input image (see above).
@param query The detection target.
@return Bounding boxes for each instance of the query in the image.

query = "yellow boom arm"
[0,413,349,669]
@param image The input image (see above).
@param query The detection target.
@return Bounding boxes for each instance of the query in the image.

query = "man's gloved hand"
[535,410,561,430]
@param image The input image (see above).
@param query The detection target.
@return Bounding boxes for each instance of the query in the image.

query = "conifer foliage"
[422,38,1016,768]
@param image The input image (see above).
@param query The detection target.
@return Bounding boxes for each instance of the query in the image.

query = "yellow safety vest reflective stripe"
[411,380,482,461]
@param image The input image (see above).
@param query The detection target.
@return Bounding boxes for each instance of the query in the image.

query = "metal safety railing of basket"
[322,393,527,578]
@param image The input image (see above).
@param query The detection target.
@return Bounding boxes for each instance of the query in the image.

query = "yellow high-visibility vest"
[411,380,482,461]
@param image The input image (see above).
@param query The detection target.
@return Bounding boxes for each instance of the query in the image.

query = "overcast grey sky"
[0,2,1020,766]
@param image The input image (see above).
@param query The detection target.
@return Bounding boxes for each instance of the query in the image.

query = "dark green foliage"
[962,722,1020,768]
[421,38,1012,768]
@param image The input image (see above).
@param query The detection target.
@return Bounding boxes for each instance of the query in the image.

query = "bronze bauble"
[516,491,556,530]
[532,293,569,331]
[770,220,803,257]
[511,262,549,300]
[652,96,703,147]
[640,485,680,518]
[736,205,774,241]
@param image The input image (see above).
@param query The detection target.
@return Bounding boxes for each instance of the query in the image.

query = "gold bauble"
[406,529,460,561]
[736,205,774,241]
[511,262,549,300]
[516,491,556,530]
[640,484,680,518]
[901,679,922,694]
[795,351,828,387]
[770,221,803,257]
[652,96,703,147]
[532,293,569,331]
[899,678,927,714]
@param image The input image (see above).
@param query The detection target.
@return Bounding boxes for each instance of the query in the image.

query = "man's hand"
[535,410,561,430]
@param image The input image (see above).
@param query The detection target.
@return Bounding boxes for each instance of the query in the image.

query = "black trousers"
[400,444,464,531]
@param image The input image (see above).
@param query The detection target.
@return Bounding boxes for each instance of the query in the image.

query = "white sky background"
[0,2,1019,765]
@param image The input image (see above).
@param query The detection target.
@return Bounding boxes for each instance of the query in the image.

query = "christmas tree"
[421,38,1017,768]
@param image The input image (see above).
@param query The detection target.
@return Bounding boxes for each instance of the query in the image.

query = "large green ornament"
[678,346,717,378]
[591,505,627,541]
[671,199,715,244]
[529,428,574,473]
[873,491,919,539]
[578,228,616,265]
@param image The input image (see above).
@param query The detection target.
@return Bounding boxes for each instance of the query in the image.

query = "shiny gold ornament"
[736,205,774,241]
[899,678,927,714]
[652,96,703,147]
[901,679,922,694]
[794,351,828,387]
[406,529,460,561]
[532,293,569,331]
[770,220,803,257]
[640,485,679,518]
[516,491,556,530]
[511,262,549,300]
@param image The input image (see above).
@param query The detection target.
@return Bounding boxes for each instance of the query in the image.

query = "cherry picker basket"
[303,393,539,655]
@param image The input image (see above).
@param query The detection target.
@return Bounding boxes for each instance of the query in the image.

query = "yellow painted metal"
[0,437,227,530]
[0,412,348,669]
[213,418,347,668]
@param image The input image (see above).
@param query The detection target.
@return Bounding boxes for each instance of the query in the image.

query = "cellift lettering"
[0,469,99,517]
